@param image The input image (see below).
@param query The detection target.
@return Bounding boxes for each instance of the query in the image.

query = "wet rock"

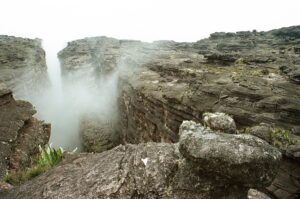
[2,121,281,199]
[0,89,50,178]
[203,112,236,133]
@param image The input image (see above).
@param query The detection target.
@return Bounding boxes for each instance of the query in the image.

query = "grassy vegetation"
[271,128,298,148]
[3,145,63,185]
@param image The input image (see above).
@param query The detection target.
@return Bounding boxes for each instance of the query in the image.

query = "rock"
[179,121,281,187]
[248,189,271,199]
[0,35,49,100]
[266,156,300,199]
[80,114,121,153]
[203,112,236,133]
[0,89,50,178]
[1,121,281,199]
[0,182,13,193]
[294,45,300,54]
[246,123,273,143]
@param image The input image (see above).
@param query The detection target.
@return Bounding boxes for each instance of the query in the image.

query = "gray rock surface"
[2,121,281,199]
[179,121,281,187]
[246,123,273,143]
[0,35,49,100]
[203,112,236,133]
[80,114,121,153]
[0,89,50,178]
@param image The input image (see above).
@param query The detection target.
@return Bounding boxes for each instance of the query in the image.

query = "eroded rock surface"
[2,121,281,199]
[0,89,50,178]
[0,35,49,100]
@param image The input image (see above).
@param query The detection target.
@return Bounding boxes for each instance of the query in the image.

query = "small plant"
[38,144,63,167]
[3,144,63,185]
[271,128,297,148]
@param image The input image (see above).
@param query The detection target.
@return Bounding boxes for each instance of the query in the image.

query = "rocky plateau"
[0,26,300,198]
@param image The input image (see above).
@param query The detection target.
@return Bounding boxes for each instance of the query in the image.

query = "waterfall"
[37,40,82,151]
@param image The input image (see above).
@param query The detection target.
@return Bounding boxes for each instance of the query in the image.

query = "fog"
[1,0,299,149]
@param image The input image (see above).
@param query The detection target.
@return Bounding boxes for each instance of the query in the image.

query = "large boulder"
[2,121,281,199]
[179,121,281,187]
[203,112,236,133]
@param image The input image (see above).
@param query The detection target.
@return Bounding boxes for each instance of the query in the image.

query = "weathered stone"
[1,121,281,199]
[179,121,281,187]
[203,112,236,133]
[246,123,273,143]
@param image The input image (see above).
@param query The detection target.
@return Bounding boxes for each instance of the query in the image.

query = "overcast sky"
[1,0,300,45]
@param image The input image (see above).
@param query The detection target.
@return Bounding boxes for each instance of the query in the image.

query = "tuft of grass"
[3,144,63,185]
[3,165,47,185]
[271,128,297,148]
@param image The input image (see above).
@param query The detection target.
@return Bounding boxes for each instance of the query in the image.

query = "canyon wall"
[58,26,300,198]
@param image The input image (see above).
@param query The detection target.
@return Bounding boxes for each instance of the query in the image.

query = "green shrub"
[3,144,63,185]
[38,144,63,167]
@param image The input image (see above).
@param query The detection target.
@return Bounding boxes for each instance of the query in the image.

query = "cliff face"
[0,35,49,100]
[59,27,300,143]
[0,35,50,180]
[0,88,50,178]
[58,26,300,198]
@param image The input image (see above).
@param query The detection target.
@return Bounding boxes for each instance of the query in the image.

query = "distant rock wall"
[59,28,300,146]
[0,89,50,178]
[0,35,49,100]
